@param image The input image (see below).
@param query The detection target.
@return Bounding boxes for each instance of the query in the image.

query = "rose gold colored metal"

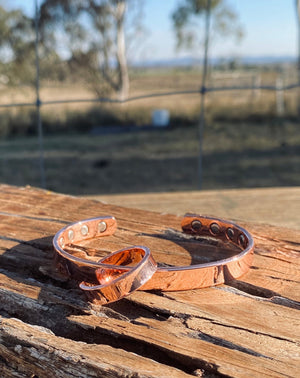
[141,214,254,291]
[80,246,157,305]
[53,216,157,304]
[53,214,254,302]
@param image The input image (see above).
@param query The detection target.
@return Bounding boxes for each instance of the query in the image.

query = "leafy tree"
[0,5,66,85]
[0,5,36,84]
[40,0,142,99]
[172,0,243,52]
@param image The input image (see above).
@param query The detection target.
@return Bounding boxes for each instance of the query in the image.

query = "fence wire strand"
[1,0,299,190]
[1,82,300,109]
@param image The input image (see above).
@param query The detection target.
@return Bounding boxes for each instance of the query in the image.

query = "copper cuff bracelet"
[53,214,254,304]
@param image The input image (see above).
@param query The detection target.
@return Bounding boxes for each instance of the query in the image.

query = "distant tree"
[171,0,243,53]
[0,5,65,85]
[0,6,36,84]
[40,0,142,99]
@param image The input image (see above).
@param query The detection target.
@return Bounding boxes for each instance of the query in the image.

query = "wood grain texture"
[0,184,299,378]
[90,187,300,230]
[0,316,191,378]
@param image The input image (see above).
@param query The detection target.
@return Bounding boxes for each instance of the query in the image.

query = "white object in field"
[0,75,9,85]
[152,109,170,127]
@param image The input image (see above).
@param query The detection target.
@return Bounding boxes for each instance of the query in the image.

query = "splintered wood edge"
[0,316,192,378]
[0,185,299,377]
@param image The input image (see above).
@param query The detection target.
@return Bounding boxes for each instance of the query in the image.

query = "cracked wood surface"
[0,184,299,377]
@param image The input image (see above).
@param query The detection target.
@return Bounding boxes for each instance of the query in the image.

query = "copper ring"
[52,216,157,305]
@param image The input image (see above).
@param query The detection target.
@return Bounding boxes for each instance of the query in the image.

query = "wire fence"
[1,0,300,190]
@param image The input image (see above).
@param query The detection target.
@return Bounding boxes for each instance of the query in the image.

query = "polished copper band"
[53,216,157,304]
[141,214,254,291]
[53,215,254,297]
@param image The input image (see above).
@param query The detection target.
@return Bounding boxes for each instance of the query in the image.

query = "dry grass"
[1,68,297,136]
[0,68,299,194]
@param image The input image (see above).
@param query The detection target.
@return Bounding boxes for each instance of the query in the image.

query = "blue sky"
[5,0,298,61]
[141,0,297,61]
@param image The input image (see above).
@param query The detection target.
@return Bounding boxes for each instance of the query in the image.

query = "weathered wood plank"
[0,184,299,377]
[0,268,298,377]
[68,313,299,378]
[0,316,191,378]
[90,187,300,230]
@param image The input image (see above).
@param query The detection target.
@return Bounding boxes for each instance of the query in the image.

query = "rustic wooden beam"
[90,187,300,230]
[0,316,191,378]
[0,184,299,377]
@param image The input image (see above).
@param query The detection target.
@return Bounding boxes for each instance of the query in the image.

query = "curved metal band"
[53,214,254,296]
[52,216,157,304]
[141,214,254,291]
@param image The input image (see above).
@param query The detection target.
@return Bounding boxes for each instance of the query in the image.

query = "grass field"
[0,67,299,136]
[0,120,298,195]
[0,68,299,195]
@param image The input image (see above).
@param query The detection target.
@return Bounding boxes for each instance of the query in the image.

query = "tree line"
[0,0,242,99]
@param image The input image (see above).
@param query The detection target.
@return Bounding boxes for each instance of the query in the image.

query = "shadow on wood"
[0,184,299,377]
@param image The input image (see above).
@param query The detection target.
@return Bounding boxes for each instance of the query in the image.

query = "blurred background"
[0,0,299,196]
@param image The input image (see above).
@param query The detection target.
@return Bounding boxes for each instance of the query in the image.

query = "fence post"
[198,0,211,190]
[276,75,284,116]
[252,73,261,99]
[35,0,46,189]
[295,0,300,116]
